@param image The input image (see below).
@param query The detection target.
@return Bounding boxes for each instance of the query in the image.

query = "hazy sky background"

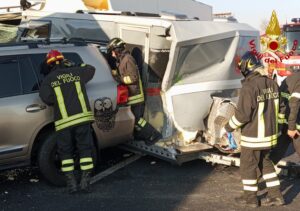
[199,0,300,31]
[1,0,299,32]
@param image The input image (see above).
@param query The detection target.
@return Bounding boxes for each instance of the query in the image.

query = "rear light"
[117,85,128,105]
[278,70,292,76]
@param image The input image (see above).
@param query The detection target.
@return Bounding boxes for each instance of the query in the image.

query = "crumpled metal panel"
[161,20,259,142]
[204,97,241,153]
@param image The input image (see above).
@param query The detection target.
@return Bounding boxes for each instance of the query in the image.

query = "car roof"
[0,39,90,54]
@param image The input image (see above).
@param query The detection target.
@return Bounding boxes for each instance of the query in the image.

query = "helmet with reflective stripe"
[46,50,64,65]
[107,38,126,52]
[238,51,262,77]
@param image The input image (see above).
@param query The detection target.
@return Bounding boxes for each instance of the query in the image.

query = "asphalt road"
[1,149,300,211]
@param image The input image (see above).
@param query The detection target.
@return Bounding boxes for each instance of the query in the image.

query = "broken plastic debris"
[150,161,156,165]
[7,176,15,181]
[167,147,177,154]
[29,179,39,183]
[4,191,8,194]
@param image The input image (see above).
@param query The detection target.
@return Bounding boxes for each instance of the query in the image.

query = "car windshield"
[285,31,300,53]
[172,38,234,84]
[171,36,258,85]
[0,23,18,43]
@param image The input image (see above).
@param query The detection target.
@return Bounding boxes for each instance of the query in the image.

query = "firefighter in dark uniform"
[39,50,95,193]
[223,51,284,207]
[20,0,31,10]
[271,69,300,164]
[107,38,162,145]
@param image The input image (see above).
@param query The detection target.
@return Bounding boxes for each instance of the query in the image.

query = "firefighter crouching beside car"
[271,68,300,164]
[221,51,284,207]
[106,38,162,146]
[39,50,95,194]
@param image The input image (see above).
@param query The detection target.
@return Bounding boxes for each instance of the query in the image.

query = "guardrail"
[0,6,22,23]
[0,0,45,14]
[0,6,21,13]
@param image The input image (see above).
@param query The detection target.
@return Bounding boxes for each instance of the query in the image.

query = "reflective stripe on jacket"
[278,72,300,130]
[225,72,279,149]
[39,63,95,131]
[117,51,144,105]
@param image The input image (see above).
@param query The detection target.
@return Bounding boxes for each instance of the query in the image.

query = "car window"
[29,53,47,82]
[64,53,84,65]
[29,53,84,84]
[22,22,50,39]
[0,57,22,98]
[19,56,40,93]
[148,48,169,82]
[0,52,84,97]
[173,38,233,84]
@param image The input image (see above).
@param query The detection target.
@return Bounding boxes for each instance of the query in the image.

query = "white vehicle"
[17,0,212,20]
[16,3,260,168]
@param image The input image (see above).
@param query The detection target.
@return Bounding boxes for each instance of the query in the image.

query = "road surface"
[1,148,300,211]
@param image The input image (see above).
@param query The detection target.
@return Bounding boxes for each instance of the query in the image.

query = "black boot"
[145,131,162,146]
[235,193,258,208]
[261,195,285,206]
[65,172,77,194]
[80,170,92,193]
[135,120,162,146]
[261,188,285,206]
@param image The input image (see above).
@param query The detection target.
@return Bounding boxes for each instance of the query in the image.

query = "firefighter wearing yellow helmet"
[222,51,284,207]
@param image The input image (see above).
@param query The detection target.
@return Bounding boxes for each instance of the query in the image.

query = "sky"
[199,0,300,31]
[1,0,299,32]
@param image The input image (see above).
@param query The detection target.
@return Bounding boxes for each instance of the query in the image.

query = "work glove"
[227,132,237,149]
[288,129,300,139]
[111,69,118,76]
[40,59,51,76]
[63,59,75,67]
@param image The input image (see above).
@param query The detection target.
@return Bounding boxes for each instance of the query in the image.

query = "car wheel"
[37,131,98,187]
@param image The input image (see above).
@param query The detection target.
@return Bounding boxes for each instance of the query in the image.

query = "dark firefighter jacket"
[225,72,280,149]
[278,71,300,131]
[114,51,144,105]
[39,63,95,131]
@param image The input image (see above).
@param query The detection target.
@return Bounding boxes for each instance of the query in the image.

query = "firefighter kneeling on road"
[107,38,162,145]
[221,51,284,207]
[39,50,96,194]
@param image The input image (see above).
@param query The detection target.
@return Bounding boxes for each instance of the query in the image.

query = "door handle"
[26,104,47,112]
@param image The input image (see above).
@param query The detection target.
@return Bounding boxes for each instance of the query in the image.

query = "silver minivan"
[0,40,135,185]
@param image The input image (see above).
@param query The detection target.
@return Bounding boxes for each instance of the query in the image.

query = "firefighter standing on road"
[222,51,284,207]
[39,50,95,194]
[271,68,300,164]
[107,38,162,145]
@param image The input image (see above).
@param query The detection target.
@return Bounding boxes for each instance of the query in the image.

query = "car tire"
[37,130,98,187]
[37,132,66,186]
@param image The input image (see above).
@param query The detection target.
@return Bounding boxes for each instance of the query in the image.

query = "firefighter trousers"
[240,147,281,198]
[56,123,94,173]
[270,124,300,165]
[131,104,162,145]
